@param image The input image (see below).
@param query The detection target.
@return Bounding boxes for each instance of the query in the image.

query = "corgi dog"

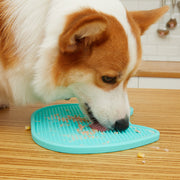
[0,0,168,130]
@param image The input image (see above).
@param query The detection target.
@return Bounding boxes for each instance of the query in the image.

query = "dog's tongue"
[89,121,107,132]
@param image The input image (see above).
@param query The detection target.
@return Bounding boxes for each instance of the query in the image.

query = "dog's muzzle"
[84,103,129,131]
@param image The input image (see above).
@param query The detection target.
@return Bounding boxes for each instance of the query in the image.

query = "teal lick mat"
[31,104,160,154]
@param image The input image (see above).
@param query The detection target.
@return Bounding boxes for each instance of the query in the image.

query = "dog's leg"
[0,77,11,110]
[0,93,10,110]
[0,103,9,109]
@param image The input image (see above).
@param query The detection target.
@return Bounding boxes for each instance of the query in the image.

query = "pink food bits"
[89,121,107,132]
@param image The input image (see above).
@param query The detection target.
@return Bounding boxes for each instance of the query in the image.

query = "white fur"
[0,0,138,128]
[3,0,50,104]
[70,82,130,129]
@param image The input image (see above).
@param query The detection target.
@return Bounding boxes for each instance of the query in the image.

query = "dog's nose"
[114,116,129,131]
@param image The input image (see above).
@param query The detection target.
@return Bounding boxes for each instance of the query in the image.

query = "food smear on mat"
[47,112,108,132]
[89,121,107,132]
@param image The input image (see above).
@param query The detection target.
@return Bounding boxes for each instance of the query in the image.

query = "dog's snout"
[114,116,129,131]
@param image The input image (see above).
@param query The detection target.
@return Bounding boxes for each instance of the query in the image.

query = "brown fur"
[53,9,129,91]
[0,1,18,69]
[123,11,142,89]
[129,6,169,35]
[123,6,169,88]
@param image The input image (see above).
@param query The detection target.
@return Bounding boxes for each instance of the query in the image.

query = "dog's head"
[34,4,168,130]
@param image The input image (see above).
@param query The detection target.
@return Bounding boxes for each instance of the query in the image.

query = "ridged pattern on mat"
[31,104,159,154]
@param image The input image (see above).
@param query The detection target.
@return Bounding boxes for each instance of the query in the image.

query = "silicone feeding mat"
[31,104,159,154]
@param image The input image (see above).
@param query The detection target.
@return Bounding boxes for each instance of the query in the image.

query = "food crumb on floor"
[25,125,31,130]
[137,152,145,158]
[150,146,160,150]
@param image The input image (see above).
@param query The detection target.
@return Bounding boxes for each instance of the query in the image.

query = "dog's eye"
[102,76,117,84]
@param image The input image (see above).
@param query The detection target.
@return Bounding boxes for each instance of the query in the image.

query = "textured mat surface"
[31,104,159,154]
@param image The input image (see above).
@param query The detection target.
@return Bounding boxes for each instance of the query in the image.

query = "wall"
[128,77,180,89]
[121,0,180,62]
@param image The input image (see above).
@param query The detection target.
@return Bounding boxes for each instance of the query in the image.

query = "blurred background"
[121,0,180,89]
[122,0,180,61]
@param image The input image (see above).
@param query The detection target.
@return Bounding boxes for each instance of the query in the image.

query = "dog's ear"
[129,6,169,35]
[59,14,108,53]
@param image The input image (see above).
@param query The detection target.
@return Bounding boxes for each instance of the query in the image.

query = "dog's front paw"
[0,104,9,110]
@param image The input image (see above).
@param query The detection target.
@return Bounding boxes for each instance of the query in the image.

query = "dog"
[0,0,168,130]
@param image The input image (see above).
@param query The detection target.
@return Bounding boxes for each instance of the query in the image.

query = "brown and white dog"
[0,0,168,130]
